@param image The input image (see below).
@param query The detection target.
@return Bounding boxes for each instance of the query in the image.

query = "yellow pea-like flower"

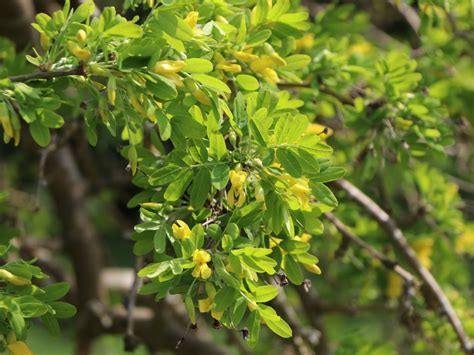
[8,341,33,355]
[40,32,50,50]
[153,60,185,75]
[67,41,91,61]
[306,123,333,140]
[216,62,242,73]
[261,67,280,84]
[198,283,223,320]
[227,169,248,207]
[303,263,322,275]
[184,11,202,36]
[192,89,211,106]
[250,55,275,73]
[76,29,87,43]
[0,269,30,286]
[232,50,258,62]
[192,249,212,279]
[295,33,315,50]
[172,220,192,240]
[295,233,312,242]
[130,96,146,116]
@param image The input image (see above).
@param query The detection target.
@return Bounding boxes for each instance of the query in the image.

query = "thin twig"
[325,212,417,286]
[124,256,144,352]
[9,65,85,82]
[334,179,474,355]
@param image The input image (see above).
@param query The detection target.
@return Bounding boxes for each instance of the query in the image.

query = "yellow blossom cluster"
[227,168,248,207]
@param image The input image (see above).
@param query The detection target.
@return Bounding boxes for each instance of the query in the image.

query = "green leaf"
[9,312,25,339]
[184,58,213,73]
[164,170,193,201]
[310,167,346,183]
[104,21,143,38]
[214,287,237,312]
[155,11,193,42]
[138,261,169,278]
[185,295,196,325]
[37,282,70,302]
[147,74,178,101]
[235,75,259,91]
[41,313,60,337]
[247,310,261,347]
[193,74,231,94]
[153,226,167,254]
[156,109,172,140]
[30,120,50,147]
[246,29,272,46]
[277,148,302,177]
[209,132,227,160]
[17,296,49,318]
[274,114,308,144]
[50,302,77,318]
[311,182,338,208]
[283,54,311,71]
[280,240,309,254]
[284,254,303,285]
[211,164,230,190]
[149,165,185,186]
[254,285,279,302]
[40,110,64,128]
[259,305,292,338]
[190,168,211,209]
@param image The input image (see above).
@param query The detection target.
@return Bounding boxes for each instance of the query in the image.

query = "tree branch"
[9,65,86,83]
[333,179,474,355]
[325,212,417,286]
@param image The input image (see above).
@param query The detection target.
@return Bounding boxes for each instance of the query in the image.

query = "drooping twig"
[124,256,145,352]
[333,179,474,355]
[325,212,417,286]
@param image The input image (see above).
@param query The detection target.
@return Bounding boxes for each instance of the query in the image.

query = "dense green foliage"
[0,0,473,354]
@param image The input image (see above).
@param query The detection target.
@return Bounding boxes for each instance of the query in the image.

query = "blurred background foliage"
[0,0,473,354]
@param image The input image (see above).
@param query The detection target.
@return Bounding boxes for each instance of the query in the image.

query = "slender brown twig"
[333,179,474,355]
[325,212,417,286]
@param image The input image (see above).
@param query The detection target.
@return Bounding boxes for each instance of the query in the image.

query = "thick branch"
[334,179,474,355]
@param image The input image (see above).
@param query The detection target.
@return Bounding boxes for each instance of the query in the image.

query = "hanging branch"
[333,179,474,355]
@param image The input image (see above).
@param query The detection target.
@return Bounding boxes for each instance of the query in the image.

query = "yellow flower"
[386,271,403,299]
[67,41,91,61]
[172,220,192,240]
[249,54,286,84]
[269,237,283,249]
[347,42,372,56]
[232,50,258,62]
[191,89,211,105]
[386,238,433,298]
[184,11,203,36]
[7,341,32,355]
[411,238,433,270]
[278,174,312,210]
[295,233,312,242]
[198,283,223,320]
[295,33,314,50]
[76,29,87,43]
[456,228,474,255]
[215,53,241,73]
[0,269,30,286]
[227,168,248,207]
[303,263,322,275]
[154,60,185,75]
[306,123,333,140]
[40,32,50,50]
[192,249,212,279]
